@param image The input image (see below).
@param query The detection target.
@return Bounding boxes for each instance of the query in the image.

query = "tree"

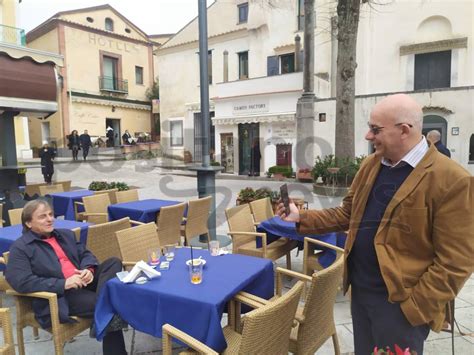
[145,77,160,101]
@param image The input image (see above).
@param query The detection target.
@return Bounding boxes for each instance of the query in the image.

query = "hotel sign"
[232,99,269,116]
[88,33,139,53]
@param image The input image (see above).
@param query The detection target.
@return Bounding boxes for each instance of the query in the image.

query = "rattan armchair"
[86,217,144,263]
[225,204,297,269]
[249,197,274,226]
[38,184,64,195]
[156,202,187,246]
[76,193,111,224]
[74,189,118,221]
[162,281,304,355]
[240,239,344,355]
[115,189,139,204]
[93,188,118,204]
[2,252,91,355]
[0,308,15,355]
[0,204,4,228]
[303,233,346,275]
[7,208,23,226]
[181,196,212,247]
[115,222,161,268]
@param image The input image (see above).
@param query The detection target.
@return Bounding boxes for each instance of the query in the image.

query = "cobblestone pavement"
[2,159,472,354]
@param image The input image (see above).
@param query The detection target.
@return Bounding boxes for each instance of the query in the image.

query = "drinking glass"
[209,240,220,256]
[147,248,161,266]
[164,244,176,261]
[188,260,203,284]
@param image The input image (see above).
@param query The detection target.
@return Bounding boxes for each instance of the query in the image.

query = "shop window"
[280,53,295,74]
[105,17,114,31]
[135,66,143,85]
[170,121,183,147]
[414,50,451,90]
[238,3,249,23]
[238,51,249,80]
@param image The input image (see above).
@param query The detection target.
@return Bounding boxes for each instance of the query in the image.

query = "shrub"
[237,187,280,205]
[268,165,293,178]
[312,155,366,186]
[88,181,130,191]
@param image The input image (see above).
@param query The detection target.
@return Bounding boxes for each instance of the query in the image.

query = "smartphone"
[280,183,290,216]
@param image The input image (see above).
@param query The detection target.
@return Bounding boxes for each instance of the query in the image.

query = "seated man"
[5,199,126,355]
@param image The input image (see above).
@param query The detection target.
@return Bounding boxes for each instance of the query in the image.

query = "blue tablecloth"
[95,248,274,352]
[107,199,182,223]
[50,190,94,220]
[258,216,346,268]
[0,220,91,271]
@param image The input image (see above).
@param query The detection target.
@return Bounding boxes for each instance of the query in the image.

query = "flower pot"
[273,173,285,181]
[297,172,312,182]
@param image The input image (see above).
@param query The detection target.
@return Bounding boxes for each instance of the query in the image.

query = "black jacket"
[38,147,56,174]
[5,229,98,328]
[434,141,451,158]
[79,134,92,148]
[67,135,81,150]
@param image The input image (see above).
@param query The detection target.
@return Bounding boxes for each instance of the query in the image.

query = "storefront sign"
[232,99,269,115]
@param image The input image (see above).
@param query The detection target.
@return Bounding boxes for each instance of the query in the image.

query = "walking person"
[106,127,114,148]
[39,141,56,184]
[426,130,451,157]
[249,138,261,176]
[79,130,92,161]
[278,94,473,354]
[67,130,81,161]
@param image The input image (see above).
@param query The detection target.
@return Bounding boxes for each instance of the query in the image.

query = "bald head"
[426,130,441,143]
[371,94,423,132]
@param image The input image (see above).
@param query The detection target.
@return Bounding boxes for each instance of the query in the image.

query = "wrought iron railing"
[99,76,128,93]
[0,24,26,46]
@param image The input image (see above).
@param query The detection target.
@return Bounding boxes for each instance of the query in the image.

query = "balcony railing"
[99,76,128,94]
[0,24,26,46]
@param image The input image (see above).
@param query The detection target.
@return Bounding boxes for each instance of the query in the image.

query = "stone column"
[296,0,316,170]
[295,35,301,72]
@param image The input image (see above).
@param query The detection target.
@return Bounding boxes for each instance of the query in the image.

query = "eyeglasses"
[367,122,413,135]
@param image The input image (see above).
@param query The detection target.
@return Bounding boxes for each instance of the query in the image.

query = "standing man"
[426,130,451,157]
[278,94,473,354]
[79,130,92,161]
[38,141,56,183]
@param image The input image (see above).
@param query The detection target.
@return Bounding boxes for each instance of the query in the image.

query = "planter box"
[273,173,285,181]
[297,172,312,182]
[136,144,149,152]
[313,183,349,197]
[121,145,137,154]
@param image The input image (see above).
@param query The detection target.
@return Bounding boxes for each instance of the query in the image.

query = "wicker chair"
[24,182,48,197]
[249,197,274,225]
[93,188,118,204]
[241,239,344,355]
[38,184,64,196]
[8,208,23,226]
[58,180,72,192]
[115,222,161,268]
[225,204,297,269]
[181,196,212,247]
[156,202,187,246]
[86,217,144,263]
[303,233,346,275]
[74,189,118,221]
[76,193,111,224]
[0,204,4,228]
[0,308,15,355]
[2,253,91,355]
[162,281,304,355]
[115,189,139,204]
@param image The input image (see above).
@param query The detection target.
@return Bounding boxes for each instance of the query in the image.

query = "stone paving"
[2,157,472,354]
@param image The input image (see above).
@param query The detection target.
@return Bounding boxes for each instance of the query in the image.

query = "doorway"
[423,115,448,145]
[220,133,234,173]
[238,123,259,175]
[106,118,121,147]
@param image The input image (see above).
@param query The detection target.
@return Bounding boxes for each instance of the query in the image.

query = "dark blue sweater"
[348,163,414,293]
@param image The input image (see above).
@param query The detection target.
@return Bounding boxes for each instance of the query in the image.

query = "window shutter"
[267,56,279,76]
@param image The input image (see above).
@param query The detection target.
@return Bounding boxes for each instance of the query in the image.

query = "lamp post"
[188,0,226,246]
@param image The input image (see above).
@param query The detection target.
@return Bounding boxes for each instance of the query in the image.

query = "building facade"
[26,5,157,152]
[157,0,473,174]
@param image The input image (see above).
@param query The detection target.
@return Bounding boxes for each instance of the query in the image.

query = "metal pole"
[198,0,210,168]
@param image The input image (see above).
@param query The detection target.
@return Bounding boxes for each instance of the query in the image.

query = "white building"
[156,0,473,175]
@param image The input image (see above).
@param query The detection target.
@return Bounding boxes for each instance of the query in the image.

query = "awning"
[212,113,295,125]
[0,54,58,116]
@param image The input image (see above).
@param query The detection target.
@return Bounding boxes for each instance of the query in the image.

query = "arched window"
[469,134,474,162]
[423,115,448,145]
[105,18,114,32]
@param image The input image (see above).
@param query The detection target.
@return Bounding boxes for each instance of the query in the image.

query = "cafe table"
[50,189,94,220]
[0,220,91,271]
[94,248,274,352]
[258,216,346,268]
[107,199,182,223]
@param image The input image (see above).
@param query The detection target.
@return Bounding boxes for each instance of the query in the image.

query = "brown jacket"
[298,145,473,331]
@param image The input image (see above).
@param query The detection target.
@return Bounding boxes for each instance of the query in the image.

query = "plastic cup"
[147,248,161,266]
[164,244,176,261]
[188,260,203,284]
[209,240,220,256]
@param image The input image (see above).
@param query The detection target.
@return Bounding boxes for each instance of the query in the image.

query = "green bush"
[237,187,280,204]
[210,161,221,166]
[312,155,366,186]
[88,181,130,191]
[268,165,293,178]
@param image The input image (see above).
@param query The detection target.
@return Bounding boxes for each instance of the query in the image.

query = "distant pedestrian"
[79,130,92,161]
[106,127,114,147]
[122,130,135,145]
[67,130,81,161]
[39,141,56,183]
[249,138,261,176]
[426,130,451,157]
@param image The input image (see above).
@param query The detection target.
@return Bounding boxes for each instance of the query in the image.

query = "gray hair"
[426,130,441,142]
[21,199,53,230]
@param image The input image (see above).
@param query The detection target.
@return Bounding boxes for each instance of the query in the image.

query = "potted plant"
[268,165,293,180]
[236,187,256,205]
[297,168,312,182]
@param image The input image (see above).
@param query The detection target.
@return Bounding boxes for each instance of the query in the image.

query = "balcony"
[0,24,26,46]
[99,76,128,94]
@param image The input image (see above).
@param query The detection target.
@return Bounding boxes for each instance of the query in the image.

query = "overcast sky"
[18,0,215,35]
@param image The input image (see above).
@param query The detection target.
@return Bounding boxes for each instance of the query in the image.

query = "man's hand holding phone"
[277,184,301,223]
